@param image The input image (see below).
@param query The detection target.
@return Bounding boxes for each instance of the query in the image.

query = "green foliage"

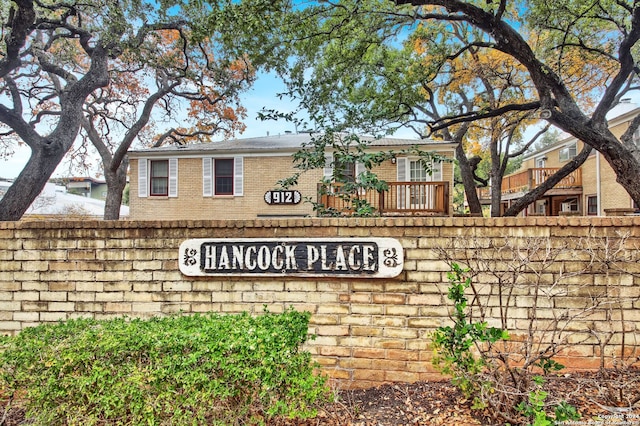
[431,264,579,424]
[122,183,130,206]
[277,131,448,217]
[516,376,580,426]
[0,308,330,426]
[535,358,565,375]
[431,263,507,402]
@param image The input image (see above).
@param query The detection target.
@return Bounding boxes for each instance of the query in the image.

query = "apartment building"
[128,133,456,220]
[478,102,640,216]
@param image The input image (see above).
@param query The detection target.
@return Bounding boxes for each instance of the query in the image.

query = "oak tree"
[260,0,639,215]
[397,0,640,211]
[77,30,252,219]
[0,0,257,220]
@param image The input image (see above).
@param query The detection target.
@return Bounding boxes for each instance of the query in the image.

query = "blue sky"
[3,68,637,181]
[0,69,420,180]
[0,71,303,180]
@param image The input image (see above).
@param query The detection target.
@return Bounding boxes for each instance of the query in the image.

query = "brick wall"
[129,149,456,221]
[1,217,639,388]
[129,156,320,220]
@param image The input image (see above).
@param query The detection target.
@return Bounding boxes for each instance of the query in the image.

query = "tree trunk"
[503,145,591,217]
[102,157,129,220]
[490,183,501,217]
[0,141,67,220]
[455,144,483,215]
[489,160,502,218]
[591,133,640,206]
[0,43,109,221]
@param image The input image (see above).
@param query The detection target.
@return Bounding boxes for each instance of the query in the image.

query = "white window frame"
[561,197,579,212]
[202,156,244,197]
[323,154,365,184]
[396,157,443,210]
[150,159,169,196]
[138,158,177,198]
[397,157,442,182]
[559,143,577,162]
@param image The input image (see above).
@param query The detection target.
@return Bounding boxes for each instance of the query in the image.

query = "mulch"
[282,369,640,426]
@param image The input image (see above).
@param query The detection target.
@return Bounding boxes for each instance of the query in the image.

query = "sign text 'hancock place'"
[179,238,403,278]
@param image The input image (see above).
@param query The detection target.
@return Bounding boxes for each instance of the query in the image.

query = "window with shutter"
[138,159,148,198]
[214,159,234,195]
[396,157,407,181]
[168,158,178,197]
[202,158,212,196]
[150,160,169,196]
[234,156,243,196]
[323,154,334,179]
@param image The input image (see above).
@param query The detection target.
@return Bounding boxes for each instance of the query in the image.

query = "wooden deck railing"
[318,181,449,216]
[477,168,582,199]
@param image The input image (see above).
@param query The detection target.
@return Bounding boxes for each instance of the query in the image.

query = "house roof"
[129,133,456,157]
[524,101,640,160]
[65,176,107,185]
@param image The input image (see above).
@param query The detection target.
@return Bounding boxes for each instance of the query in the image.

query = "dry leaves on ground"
[279,369,640,426]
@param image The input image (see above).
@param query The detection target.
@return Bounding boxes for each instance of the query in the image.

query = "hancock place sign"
[179,238,403,278]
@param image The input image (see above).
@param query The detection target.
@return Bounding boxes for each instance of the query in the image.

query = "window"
[587,195,598,216]
[561,197,578,212]
[334,158,356,183]
[396,157,443,182]
[150,160,169,196]
[215,159,234,195]
[202,157,244,197]
[410,160,428,182]
[559,143,577,162]
[535,156,547,168]
[137,158,177,198]
[321,154,364,185]
[396,157,443,209]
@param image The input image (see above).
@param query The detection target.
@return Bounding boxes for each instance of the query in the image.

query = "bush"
[434,235,640,424]
[431,263,580,425]
[0,308,330,425]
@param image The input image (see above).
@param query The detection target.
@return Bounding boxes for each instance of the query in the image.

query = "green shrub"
[0,308,330,425]
[431,264,580,425]
[431,263,508,404]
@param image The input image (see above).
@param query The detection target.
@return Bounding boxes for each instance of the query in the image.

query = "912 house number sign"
[264,190,301,205]
[179,238,403,278]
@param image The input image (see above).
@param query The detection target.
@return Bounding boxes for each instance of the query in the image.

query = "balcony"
[318,181,450,216]
[477,168,582,200]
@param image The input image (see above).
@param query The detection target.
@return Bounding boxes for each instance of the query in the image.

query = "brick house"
[478,102,640,216]
[128,133,456,220]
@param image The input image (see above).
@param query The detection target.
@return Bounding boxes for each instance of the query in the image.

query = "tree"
[442,41,554,216]
[77,31,253,219]
[0,0,260,221]
[259,0,626,217]
[410,22,548,216]
[1,0,107,220]
[254,1,491,213]
[395,0,640,211]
